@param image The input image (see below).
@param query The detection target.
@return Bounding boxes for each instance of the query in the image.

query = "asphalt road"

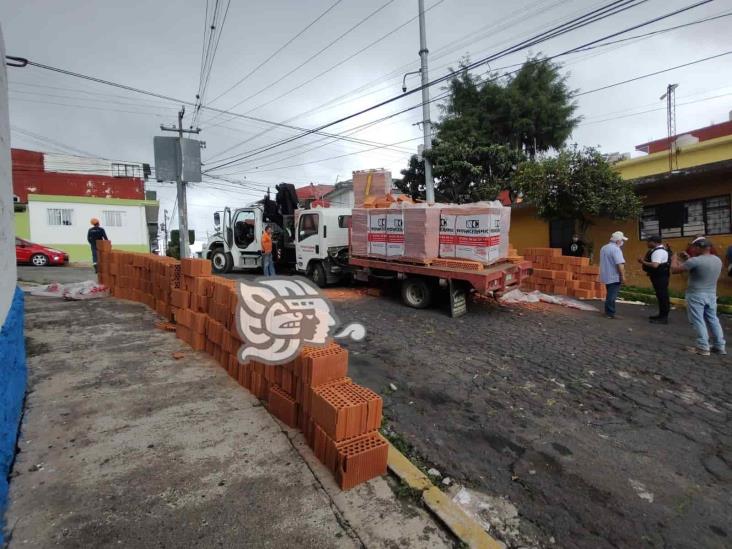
[326,286,731,549]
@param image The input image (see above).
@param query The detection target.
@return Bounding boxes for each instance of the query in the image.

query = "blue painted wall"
[0,287,26,545]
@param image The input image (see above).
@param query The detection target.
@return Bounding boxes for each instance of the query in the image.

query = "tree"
[437,57,579,157]
[513,146,642,233]
[396,56,579,203]
[394,142,524,204]
[395,154,426,200]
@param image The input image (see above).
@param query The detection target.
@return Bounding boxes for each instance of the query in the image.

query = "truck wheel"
[211,248,233,274]
[309,262,327,288]
[401,278,432,309]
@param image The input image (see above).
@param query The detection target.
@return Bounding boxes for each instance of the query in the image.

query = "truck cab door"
[232,209,261,254]
[296,212,320,272]
[223,207,232,250]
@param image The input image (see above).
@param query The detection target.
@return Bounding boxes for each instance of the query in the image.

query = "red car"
[16,238,69,266]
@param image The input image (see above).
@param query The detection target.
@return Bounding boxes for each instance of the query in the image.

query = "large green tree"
[513,145,642,233]
[396,57,579,203]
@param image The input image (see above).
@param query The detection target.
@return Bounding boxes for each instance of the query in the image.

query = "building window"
[640,195,731,239]
[103,210,125,227]
[47,208,73,226]
[112,163,142,178]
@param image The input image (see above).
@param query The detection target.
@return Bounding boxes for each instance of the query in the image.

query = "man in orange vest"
[261,225,275,276]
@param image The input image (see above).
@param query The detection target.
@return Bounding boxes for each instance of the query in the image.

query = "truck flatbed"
[349,255,531,296]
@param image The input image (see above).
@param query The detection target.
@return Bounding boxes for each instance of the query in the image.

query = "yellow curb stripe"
[386,442,504,549]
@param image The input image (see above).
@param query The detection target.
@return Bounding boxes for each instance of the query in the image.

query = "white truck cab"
[294,207,351,287]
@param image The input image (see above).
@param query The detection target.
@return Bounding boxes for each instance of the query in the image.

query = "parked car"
[15,238,69,266]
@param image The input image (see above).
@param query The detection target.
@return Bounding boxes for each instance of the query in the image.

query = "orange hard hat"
[90,218,100,226]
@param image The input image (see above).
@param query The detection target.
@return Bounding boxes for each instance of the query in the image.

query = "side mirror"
[214,212,220,227]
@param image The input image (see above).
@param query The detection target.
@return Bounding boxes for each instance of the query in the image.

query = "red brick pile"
[521,247,606,299]
[95,242,387,490]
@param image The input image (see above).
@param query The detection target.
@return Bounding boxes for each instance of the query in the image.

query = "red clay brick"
[311,381,382,442]
[268,385,298,428]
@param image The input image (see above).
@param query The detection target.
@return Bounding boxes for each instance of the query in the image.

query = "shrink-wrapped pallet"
[402,205,441,262]
[385,211,404,258]
[367,209,388,257]
[439,202,511,265]
[353,169,392,207]
[350,209,369,257]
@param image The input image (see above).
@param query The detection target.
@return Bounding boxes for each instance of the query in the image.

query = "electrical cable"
[205,0,712,172]
[203,0,652,171]
[204,0,396,118]
[205,0,344,107]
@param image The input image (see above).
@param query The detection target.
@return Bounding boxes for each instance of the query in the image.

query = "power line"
[577,91,732,126]
[217,0,448,123]
[13,59,413,154]
[203,0,659,171]
[204,0,396,117]
[206,0,714,173]
[205,0,344,108]
[207,0,726,157]
[575,50,732,96]
[193,0,232,128]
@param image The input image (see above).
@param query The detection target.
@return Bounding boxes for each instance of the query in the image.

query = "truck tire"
[309,262,327,288]
[401,278,432,309]
[211,247,233,274]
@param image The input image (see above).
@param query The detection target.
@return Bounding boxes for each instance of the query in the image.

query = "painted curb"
[386,443,504,549]
[620,291,732,314]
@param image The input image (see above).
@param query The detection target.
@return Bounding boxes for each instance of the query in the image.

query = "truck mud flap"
[448,279,468,318]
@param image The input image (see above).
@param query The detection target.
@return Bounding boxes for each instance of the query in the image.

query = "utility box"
[153,136,202,182]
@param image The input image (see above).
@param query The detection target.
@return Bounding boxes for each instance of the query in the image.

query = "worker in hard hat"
[87,218,108,273]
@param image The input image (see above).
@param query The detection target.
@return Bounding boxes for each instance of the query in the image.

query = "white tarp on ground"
[499,288,598,311]
[23,281,108,300]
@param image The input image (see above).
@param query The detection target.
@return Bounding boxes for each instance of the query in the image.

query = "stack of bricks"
[506,244,525,264]
[521,247,606,300]
[95,244,388,490]
[96,242,180,319]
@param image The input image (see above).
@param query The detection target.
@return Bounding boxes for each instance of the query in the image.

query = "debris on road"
[171,352,185,360]
[155,321,177,332]
[24,280,108,300]
[427,468,441,478]
[499,288,598,311]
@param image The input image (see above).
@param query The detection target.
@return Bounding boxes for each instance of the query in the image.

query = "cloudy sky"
[2,0,731,241]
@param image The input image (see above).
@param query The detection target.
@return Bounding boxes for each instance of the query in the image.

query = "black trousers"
[650,274,670,318]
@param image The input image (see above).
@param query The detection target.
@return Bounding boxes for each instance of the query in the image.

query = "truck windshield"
[233,210,256,249]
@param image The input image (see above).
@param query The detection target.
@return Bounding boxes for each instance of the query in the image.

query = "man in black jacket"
[638,235,670,324]
[87,218,108,273]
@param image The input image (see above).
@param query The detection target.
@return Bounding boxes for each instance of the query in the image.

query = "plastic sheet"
[499,289,598,311]
[26,280,109,300]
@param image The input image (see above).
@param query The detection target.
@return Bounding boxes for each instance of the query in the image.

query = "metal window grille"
[46,208,73,226]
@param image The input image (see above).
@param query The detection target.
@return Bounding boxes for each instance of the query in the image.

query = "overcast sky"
[2,0,731,242]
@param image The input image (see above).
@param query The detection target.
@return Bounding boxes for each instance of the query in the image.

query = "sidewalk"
[6,295,452,548]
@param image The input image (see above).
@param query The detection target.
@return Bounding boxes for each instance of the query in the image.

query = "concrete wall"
[0,25,28,545]
[26,195,153,261]
[326,188,354,208]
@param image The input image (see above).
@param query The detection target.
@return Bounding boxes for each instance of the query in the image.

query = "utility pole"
[418,0,435,203]
[161,209,169,256]
[160,106,200,258]
[660,83,678,172]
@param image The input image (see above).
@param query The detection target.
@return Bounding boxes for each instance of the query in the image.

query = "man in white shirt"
[599,231,628,319]
[638,235,670,324]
